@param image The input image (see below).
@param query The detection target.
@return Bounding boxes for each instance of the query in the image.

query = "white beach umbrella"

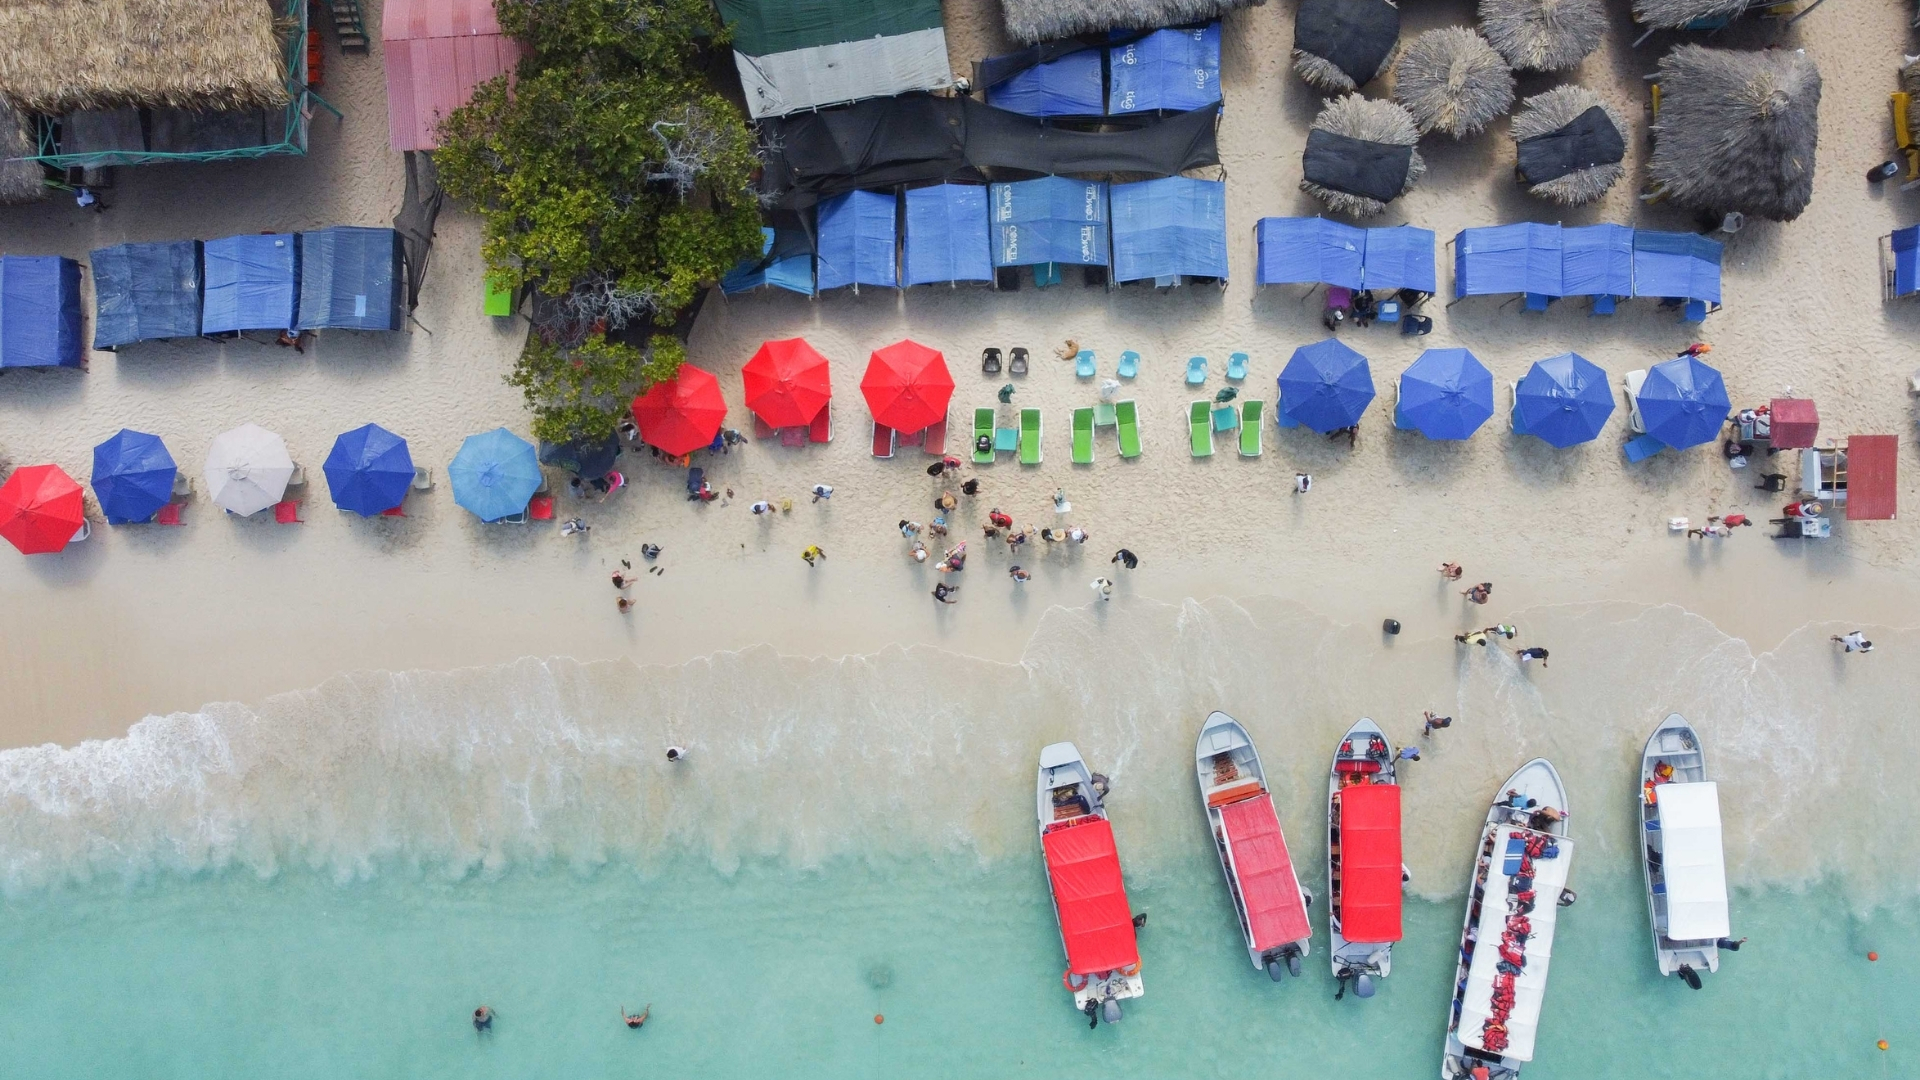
[204,423,295,516]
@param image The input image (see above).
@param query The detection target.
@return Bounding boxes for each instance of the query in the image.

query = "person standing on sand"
[1397,746,1421,764]
[1111,549,1138,570]
[933,582,960,604]
[750,500,773,515]
[1422,711,1451,737]
[910,541,928,563]
[1463,582,1491,604]
[666,747,686,762]
[899,520,921,538]
[1009,566,1031,583]
[1456,630,1491,647]
[1438,562,1463,580]
[1294,473,1312,494]
[1091,577,1114,601]
[801,545,825,567]
[1516,647,1549,667]
[622,1005,651,1029]
[988,508,1013,530]
[612,570,632,589]
[1832,631,1873,653]
[810,484,834,503]
[961,478,981,497]
[616,596,635,614]
[1067,526,1088,545]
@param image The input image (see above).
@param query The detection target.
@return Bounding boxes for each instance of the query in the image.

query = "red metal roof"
[1042,817,1139,975]
[1846,435,1898,521]
[1767,398,1818,450]
[383,0,526,152]
[1337,783,1403,943]
[1220,793,1311,950]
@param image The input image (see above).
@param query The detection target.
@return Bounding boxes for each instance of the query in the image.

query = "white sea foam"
[0,597,1913,904]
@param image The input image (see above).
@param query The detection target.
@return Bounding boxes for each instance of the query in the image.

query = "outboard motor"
[1101,997,1123,1024]
[1286,950,1303,978]
[1354,972,1376,998]
[1677,964,1702,990]
[1266,959,1286,982]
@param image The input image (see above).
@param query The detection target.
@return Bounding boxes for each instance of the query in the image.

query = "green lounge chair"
[1019,408,1042,465]
[972,407,995,464]
[1071,407,1095,464]
[1189,401,1213,458]
[1115,400,1142,459]
[1240,400,1263,457]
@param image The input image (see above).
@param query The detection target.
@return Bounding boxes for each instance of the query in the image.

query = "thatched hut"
[1632,0,1752,31]
[1293,0,1399,94]
[1393,28,1514,139]
[1511,86,1626,205]
[1000,0,1260,46]
[1647,45,1820,222]
[0,0,287,115]
[1479,0,1605,72]
[0,102,45,203]
[1300,93,1426,218]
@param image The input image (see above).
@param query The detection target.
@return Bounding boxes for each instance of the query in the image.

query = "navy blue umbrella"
[1514,353,1614,447]
[1398,348,1494,440]
[90,428,177,523]
[1638,355,1731,450]
[1279,338,1375,433]
[323,423,415,516]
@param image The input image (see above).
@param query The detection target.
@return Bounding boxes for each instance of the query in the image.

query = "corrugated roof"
[382,0,524,152]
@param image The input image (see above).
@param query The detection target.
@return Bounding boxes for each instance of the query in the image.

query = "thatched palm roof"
[1632,0,1751,31]
[0,100,44,202]
[1393,28,1514,139]
[1000,0,1260,46]
[0,0,287,115]
[1480,0,1605,72]
[1511,86,1625,205]
[1648,45,1820,222]
[1300,93,1426,217]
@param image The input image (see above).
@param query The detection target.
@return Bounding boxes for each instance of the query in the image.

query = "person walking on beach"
[666,746,686,763]
[1293,473,1312,495]
[801,545,825,567]
[899,520,921,538]
[936,491,958,514]
[750,500,774,516]
[933,582,959,604]
[1489,624,1516,640]
[1053,488,1071,513]
[473,1006,493,1032]
[1067,525,1088,545]
[1111,548,1139,570]
[1463,582,1492,605]
[1456,629,1491,647]
[1009,565,1031,583]
[1832,631,1873,653]
[1438,562,1463,581]
[1422,711,1452,738]
[622,1005,651,1029]
[961,478,981,497]
[910,540,928,563]
[810,484,834,503]
[1397,746,1421,764]
[560,518,590,537]
[1516,647,1549,667]
[1006,527,1029,553]
[612,569,632,589]
[1091,577,1114,601]
[988,508,1013,530]
[616,596,635,614]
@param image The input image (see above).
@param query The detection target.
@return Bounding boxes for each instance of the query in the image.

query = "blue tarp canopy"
[1513,352,1614,447]
[324,423,416,515]
[1279,338,1375,433]
[991,176,1110,268]
[1893,226,1920,298]
[0,256,84,369]
[1362,225,1437,294]
[1453,223,1562,298]
[1110,176,1227,283]
[722,227,815,296]
[90,241,201,349]
[295,227,403,332]
[1110,24,1221,114]
[989,48,1103,116]
[816,189,897,290]
[1397,348,1493,440]
[1255,217,1364,288]
[91,428,177,524]
[1561,224,1633,298]
[202,234,298,334]
[1638,355,1730,450]
[904,184,993,285]
[1630,230,1722,304]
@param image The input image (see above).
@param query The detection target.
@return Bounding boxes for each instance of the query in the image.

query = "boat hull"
[1195,711,1312,977]
[1641,714,1723,981]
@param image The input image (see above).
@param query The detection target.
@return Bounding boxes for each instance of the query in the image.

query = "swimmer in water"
[622,1004,651,1029]
[473,1005,493,1032]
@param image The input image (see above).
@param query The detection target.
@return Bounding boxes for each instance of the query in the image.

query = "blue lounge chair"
[1624,433,1666,463]
[1524,293,1552,312]
[1591,295,1616,315]
[1075,350,1096,378]
[1117,350,1140,379]
[1185,356,1207,385]
[1226,352,1248,381]
[1682,299,1708,323]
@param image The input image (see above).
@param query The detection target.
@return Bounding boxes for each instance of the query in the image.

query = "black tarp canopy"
[1302,129,1412,204]
[1516,105,1624,185]
[1294,0,1399,89]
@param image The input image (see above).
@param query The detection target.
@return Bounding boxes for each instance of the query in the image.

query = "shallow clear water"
[2,597,1915,1076]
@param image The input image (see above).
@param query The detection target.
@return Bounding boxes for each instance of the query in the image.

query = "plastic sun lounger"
[753,415,777,440]
[1213,405,1239,432]
[973,407,996,463]
[1019,408,1042,465]
[872,422,896,458]
[1072,407,1095,464]
[1226,352,1248,381]
[1625,433,1666,463]
[1094,402,1117,428]
[1117,350,1139,379]
[921,417,947,455]
[1075,350,1096,378]
[809,406,832,443]
[1115,400,1142,459]
[1189,401,1214,457]
[1623,369,1648,434]
[1186,356,1208,385]
[1240,399,1264,457]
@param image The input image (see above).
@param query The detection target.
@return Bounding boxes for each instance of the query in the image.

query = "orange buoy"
[1878,1040,1889,1051]
[874,1015,884,1025]
[1869,951,1880,961]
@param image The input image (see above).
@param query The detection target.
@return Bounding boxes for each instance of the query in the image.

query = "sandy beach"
[0,0,1916,751]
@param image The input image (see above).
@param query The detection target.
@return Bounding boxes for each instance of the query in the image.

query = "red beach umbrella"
[0,463,86,554]
[860,339,953,433]
[632,364,727,456]
[742,337,832,428]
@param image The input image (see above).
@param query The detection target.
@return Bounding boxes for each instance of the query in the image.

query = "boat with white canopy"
[1640,713,1731,989]
[1194,711,1313,982]
[1442,758,1573,1080]
[1038,741,1143,1025]
[1326,717,1404,1000]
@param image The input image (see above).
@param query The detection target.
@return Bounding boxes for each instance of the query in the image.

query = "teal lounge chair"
[1226,352,1248,380]
[1115,400,1142,459]
[1117,350,1139,379]
[995,425,1019,453]
[1213,405,1239,432]
[1240,400,1263,457]
[1189,401,1213,457]
[972,407,995,464]
[1185,356,1207,385]
[1019,408,1042,465]
[1075,350,1096,378]
[1071,408,1095,464]
[1094,401,1117,428]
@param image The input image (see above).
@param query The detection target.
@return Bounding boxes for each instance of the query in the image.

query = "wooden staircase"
[329,0,368,53]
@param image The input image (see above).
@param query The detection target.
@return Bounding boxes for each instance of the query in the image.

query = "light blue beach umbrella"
[323,423,415,516]
[1514,352,1614,448]
[449,427,541,521]
[1397,348,1494,440]
[1279,338,1375,433]
[1638,355,1731,450]
[90,428,177,523]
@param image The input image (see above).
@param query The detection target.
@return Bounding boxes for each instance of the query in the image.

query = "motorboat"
[1327,718,1404,999]
[1640,713,1731,989]
[1194,711,1313,982]
[1038,741,1142,1024]
[1442,759,1573,1080]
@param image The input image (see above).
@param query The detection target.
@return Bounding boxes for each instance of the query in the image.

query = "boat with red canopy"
[1194,710,1313,982]
[1327,717,1404,999]
[1038,741,1142,1025]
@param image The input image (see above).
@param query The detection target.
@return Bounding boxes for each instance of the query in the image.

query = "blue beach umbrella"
[1514,352,1614,448]
[1638,355,1731,450]
[449,427,542,522]
[1398,348,1494,440]
[323,423,416,516]
[90,428,177,523]
[1279,338,1375,433]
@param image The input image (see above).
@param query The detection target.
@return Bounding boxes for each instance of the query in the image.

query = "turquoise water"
[3,598,1916,1076]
